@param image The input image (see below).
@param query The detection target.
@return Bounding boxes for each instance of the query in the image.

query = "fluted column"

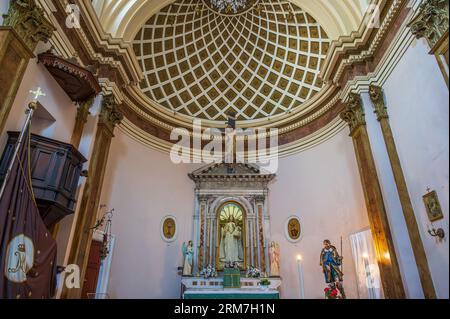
[340,93,405,299]
[62,94,123,299]
[0,0,55,133]
[369,85,436,298]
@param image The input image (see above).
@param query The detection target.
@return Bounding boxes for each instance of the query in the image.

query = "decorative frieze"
[369,85,389,121]
[340,93,366,136]
[2,0,55,52]
[408,0,449,49]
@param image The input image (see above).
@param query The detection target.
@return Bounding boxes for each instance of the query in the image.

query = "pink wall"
[100,127,369,298]
[379,38,449,298]
[269,129,368,298]
[100,129,200,298]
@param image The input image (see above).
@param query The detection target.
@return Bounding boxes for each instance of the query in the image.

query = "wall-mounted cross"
[29,87,46,101]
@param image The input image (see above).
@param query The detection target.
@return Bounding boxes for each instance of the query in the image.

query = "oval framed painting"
[161,215,177,242]
[285,216,302,243]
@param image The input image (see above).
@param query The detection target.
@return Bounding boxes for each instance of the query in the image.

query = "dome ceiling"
[133,0,330,121]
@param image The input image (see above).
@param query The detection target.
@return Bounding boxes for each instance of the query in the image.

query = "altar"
[181,277,282,299]
[181,163,282,299]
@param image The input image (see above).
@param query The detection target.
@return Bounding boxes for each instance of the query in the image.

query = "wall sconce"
[428,227,445,239]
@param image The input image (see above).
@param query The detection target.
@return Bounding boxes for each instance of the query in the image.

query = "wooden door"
[81,240,103,299]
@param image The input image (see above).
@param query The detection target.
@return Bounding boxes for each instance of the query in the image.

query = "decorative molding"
[340,93,366,136]
[369,85,389,121]
[99,94,124,134]
[408,0,449,49]
[2,0,55,52]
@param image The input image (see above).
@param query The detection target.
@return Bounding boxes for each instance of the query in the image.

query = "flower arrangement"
[259,278,271,287]
[200,265,217,279]
[224,261,240,269]
[324,285,344,299]
[246,266,261,278]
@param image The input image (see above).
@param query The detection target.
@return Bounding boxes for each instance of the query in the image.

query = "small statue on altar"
[269,241,280,277]
[320,239,346,298]
[182,241,194,276]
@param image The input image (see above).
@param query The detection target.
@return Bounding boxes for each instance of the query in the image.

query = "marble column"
[340,93,405,299]
[369,85,436,299]
[255,196,266,273]
[0,0,54,133]
[198,196,208,270]
[61,94,123,299]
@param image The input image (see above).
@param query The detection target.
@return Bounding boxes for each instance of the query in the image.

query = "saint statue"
[319,239,343,284]
[182,241,194,276]
[269,241,280,277]
[219,218,243,264]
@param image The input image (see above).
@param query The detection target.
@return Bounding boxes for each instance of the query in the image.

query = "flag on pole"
[0,123,57,299]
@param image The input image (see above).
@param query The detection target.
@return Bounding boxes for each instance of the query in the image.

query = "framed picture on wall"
[285,216,302,243]
[423,190,444,222]
[161,215,178,242]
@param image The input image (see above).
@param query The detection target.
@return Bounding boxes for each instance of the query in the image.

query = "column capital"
[99,94,123,134]
[408,0,449,49]
[369,85,389,121]
[254,195,266,204]
[2,0,55,52]
[76,98,94,124]
[340,93,366,135]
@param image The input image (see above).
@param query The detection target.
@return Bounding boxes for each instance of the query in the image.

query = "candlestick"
[297,255,305,299]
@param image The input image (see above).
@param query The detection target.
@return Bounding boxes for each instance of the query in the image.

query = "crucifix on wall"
[225,112,237,173]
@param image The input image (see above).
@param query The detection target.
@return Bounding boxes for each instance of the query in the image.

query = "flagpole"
[0,101,37,201]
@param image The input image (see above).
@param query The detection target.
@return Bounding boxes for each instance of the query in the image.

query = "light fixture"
[205,0,259,15]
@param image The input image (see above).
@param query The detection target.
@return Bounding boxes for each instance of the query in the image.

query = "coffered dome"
[133,0,330,121]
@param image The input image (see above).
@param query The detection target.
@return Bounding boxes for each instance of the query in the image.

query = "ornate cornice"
[99,94,124,134]
[369,85,389,121]
[408,0,449,49]
[340,93,366,136]
[2,0,55,52]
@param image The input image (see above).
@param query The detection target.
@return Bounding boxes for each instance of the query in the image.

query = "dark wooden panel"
[0,132,87,228]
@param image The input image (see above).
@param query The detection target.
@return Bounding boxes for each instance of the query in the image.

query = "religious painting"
[161,215,177,242]
[217,202,245,270]
[285,216,301,242]
[423,190,444,222]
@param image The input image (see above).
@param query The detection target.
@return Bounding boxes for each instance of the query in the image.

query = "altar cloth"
[183,289,279,299]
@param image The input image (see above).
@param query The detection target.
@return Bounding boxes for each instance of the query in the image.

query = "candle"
[296,255,305,299]
[363,252,375,299]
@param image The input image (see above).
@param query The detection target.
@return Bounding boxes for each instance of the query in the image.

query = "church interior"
[0,0,448,300]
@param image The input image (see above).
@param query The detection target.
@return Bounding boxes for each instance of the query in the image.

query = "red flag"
[0,125,57,299]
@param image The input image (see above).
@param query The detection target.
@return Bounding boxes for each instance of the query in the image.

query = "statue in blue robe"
[320,239,343,284]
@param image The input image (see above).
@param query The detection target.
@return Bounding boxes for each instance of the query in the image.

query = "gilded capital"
[369,85,389,121]
[99,94,124,133]
[2,0,55,52]
[408,0,449,48]
[340,93,366,135]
